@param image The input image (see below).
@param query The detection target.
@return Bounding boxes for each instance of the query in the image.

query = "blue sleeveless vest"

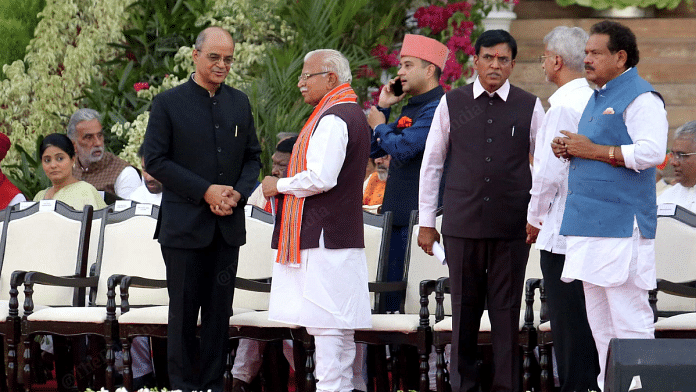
[560,68,662,239]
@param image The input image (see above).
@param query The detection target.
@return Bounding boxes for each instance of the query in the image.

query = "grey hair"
[543,26,589,73]
[675,121,696,144]
[304,49,352,84]
[67,108,101,140]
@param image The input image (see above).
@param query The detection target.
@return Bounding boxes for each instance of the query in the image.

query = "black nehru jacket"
[442,83,536,239]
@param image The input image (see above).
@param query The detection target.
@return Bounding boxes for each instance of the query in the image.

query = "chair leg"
[302,334,315,392]
[22,334,32,392]
[374,345,389,392]
[418,345,430,392]
[105,338,115,392]
[539,342,551,392]
[7,331,18,392]
[435,344,445,392]
[122,338,132,391]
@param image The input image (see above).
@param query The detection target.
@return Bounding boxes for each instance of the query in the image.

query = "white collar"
[548,78,591,107]
[473,77,510,101]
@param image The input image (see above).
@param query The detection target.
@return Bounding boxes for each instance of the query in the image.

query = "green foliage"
[3,133,50,200]
[83,0,208,151]
[249,0,418,175]
[0,0,45,79]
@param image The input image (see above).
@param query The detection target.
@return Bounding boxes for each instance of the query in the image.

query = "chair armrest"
[367,281,407,293]
[435,277,450,323]
[419,279,437,328]
[119,276,167,313]
[236,277,271,293]
[24,271,97,288]
[8,271,27,318]
[656,278,696,298]
[523,278,542,330]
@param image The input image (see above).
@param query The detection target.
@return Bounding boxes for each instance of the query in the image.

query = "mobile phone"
[392,79,403,96]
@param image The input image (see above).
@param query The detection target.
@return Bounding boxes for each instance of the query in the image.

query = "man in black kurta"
[143,27,261,392]
[418,30,545,392]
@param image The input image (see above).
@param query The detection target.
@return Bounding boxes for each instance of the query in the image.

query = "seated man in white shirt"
[657,120,696,212]
[129,145,163,206]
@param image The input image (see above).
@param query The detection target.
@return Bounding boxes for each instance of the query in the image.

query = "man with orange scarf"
[261,49,372,392]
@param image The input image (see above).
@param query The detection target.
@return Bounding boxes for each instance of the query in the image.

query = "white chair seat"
[229,311,299,329]
[0,300,49,319]
[433,310,541,332]
[358,314,436,332]
[232,307,256,316]
[538,320,551,332]
[118,305,201,326]
[654,312,696,330]
[26,306,119,323]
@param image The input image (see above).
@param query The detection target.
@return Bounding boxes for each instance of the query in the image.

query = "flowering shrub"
[0,0,134,169]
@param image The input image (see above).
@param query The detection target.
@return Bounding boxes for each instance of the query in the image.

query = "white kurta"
[561,85,668,290]
[657,183,696,213]
[418,78,546,228]
[527,78,593,254]
[268,114,372,329]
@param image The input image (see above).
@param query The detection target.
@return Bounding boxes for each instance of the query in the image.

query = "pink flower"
[370,45,399,69]
[413,5,450,35]
[357,65,377,79]
[446,2,471,16]
[440,54,463,85]
[134,82,150,92]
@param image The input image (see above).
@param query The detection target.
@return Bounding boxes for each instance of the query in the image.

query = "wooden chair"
[353,210,447,392]
[0,201,93,392]
[649,207,696,339]
[430,229,543,392]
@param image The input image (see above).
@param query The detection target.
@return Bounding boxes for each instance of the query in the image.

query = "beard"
[80,146,104,165]
[376,165,388,181]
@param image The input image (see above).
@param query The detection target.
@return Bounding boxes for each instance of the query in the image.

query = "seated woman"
[34,133,106,210]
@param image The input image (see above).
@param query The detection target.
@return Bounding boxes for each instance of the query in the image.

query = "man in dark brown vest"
[261,49,372,392]
[418,30,545,392]
[68,108,141,199]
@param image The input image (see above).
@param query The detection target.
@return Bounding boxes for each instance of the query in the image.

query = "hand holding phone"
[392,78,403,96]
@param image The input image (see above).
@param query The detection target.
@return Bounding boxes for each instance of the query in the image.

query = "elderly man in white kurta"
[552,21,667,391]
[261,49,372,392]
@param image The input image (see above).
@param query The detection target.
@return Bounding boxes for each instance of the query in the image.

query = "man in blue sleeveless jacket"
[553,21,668,390]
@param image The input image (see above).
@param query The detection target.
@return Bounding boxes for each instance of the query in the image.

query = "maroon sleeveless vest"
[272,102,370,250]
[442,83,537,239]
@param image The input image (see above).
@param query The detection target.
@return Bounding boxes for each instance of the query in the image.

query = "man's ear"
[616,50,628,69]
[327,72,339,88]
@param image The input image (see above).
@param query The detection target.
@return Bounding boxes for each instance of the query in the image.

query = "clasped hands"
[551,130,593,160]
[204,184,241,216]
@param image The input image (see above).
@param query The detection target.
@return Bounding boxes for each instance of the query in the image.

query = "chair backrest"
[654,215,696,312]
[233,206,276,311]
[0,200,92,306]
[363,210,392,311]
[91,203,167,307]
[86,204,112,280]
[404,211,450,315]
[404,211,546,316]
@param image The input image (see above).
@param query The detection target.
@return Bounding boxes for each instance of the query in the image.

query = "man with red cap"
[367,34,448,313]
[0,133,26,209]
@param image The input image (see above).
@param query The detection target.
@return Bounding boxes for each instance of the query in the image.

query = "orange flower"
[397,116,413,128]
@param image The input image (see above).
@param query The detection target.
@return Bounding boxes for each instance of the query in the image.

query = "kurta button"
[487,119,493,124]
[568,190,572,195]
[212,100,217,105]
[215,124,220,129]
[484,196,490,201]
[485,157,492,162]
[489,101,494,106]
[217,147,222,153]
[219,172,223,176]
[487,138,493,143]
[589,117,593,122]
[484,177,490,182]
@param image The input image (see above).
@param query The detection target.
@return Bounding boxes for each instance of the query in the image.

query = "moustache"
[585,65,595,71]
[487,72,501,78]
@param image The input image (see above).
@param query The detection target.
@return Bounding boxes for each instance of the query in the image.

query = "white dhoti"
[269,234,372,392]
[562,223,656,391]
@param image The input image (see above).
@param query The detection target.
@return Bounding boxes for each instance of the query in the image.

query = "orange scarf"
[276,83,358,265]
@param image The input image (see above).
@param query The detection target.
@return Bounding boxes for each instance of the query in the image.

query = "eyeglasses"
[201,52,234,66]
[671,151,696,160]
[479,54,511,66]
[538,55,555,64]
[298,71,330,82]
